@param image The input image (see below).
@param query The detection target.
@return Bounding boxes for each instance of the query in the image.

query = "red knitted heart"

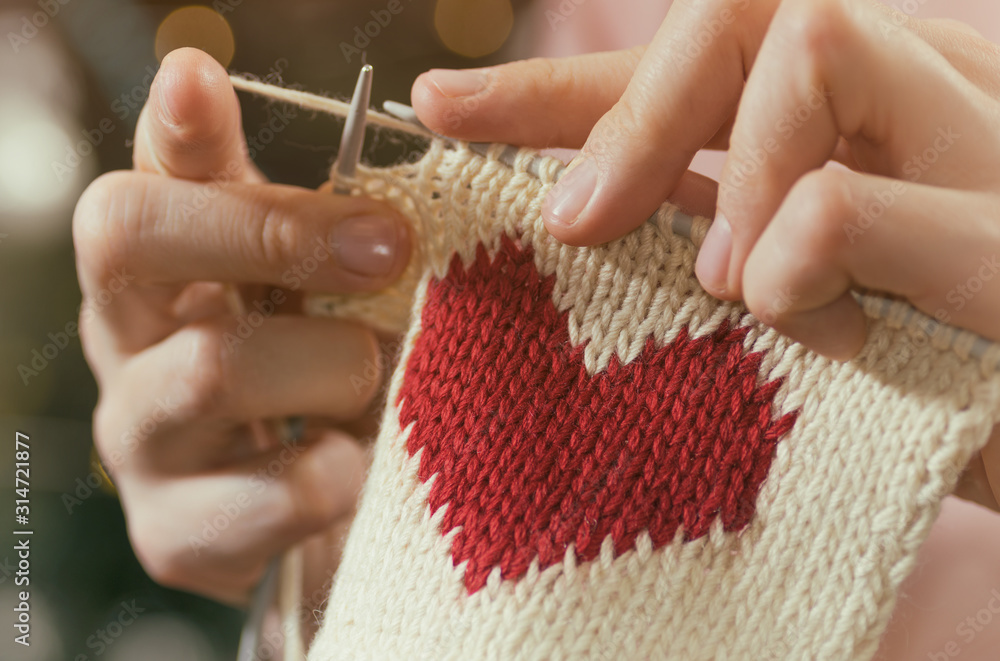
[398,236,798,595]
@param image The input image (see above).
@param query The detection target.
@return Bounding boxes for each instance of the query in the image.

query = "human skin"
[73,1,1000,655]
[410,0,1000,657]
[411,0,1000,497]
[72,47,411,608]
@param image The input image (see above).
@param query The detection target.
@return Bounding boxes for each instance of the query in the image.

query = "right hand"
[72,47,412,606]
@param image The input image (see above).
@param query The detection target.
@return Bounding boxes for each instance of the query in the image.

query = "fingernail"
[426,68,489,98]
[696,213,732,294]
[156,77,180,128]
[331,215,400,278]
[543,157,598,226]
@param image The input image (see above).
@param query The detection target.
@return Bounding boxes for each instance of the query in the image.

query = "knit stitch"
[398,235,799,595]
[227,78,1000,661]
[296,139,1000,661]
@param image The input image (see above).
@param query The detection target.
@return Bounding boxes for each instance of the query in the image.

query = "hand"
[411,0,1000,358]
[73,47,411,606]
[410,0,1000,509]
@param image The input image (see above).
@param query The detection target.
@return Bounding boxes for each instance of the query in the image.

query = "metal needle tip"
[333,64,373,192]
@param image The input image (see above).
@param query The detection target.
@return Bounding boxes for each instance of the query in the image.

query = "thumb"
[134,47,262,183]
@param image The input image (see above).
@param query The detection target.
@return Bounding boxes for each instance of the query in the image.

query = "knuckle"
[524,57,560,100]
[781,0,855,62]
[255,196,304,274]
[172,321,239,419]
[288,452,350,531]
[519,58,570,144]
[73,171,141,279]
[786,169,854,259]
[744,169,855,326]
[584,107,636,169]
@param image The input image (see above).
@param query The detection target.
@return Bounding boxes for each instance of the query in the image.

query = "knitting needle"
[383,102,1000,362]
[333,64,373,194]
[234,64,373,661]
[381,100,701,241]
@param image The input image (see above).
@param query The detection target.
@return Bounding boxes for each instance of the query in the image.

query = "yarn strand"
[229,75,432,138]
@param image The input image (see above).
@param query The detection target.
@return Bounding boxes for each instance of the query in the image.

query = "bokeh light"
[434,0,513,59]
[154,6,235,66]
[0,98,90,239]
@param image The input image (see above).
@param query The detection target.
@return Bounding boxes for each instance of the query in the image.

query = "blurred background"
[2,0,999,659]
[0,1,536,658]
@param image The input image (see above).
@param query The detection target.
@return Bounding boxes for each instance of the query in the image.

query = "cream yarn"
[227,77,1000,661]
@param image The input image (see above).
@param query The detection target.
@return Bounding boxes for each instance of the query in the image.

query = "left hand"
[410,0,1000,509]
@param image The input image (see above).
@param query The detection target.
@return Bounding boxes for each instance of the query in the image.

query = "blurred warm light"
[434,0,513,58]
[0,98,90,239]
[155,6,235,66]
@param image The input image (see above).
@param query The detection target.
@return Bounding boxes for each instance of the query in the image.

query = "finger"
[96,315,384,470]
[76,173,411,290]
[74,172,411,352]
[700,0,998,300]
[954,451,999,512]
[123,430,367,605]
[533,0,782,246]
[739,168,1000,360]
[983,428,1000,509]
[668,170,719,220]
[134,47,264,183]
[411,48,643,147]
[873,8,1000,99]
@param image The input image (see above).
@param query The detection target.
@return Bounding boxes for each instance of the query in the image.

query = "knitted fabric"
[295,138,1000,660]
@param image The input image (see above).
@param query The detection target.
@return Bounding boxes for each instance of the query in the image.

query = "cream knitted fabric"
[281,138,1000,661]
